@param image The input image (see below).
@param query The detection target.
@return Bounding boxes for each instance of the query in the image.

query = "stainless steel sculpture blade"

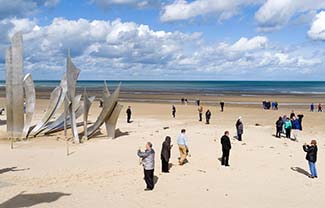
[42,94,82,133]
[105,104,123,139]
[22,73,35,138]
[82,84,120,138]
[66,53,81,143]
[5,32,24,139]
[82,89,93,140]
[29,86,63,136]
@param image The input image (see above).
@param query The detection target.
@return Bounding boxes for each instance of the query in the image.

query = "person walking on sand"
[310,103,314,112]
[235,117,244,141]
[275,116,284,138]
[137,142,155,191]
[303,140,318,178]
[284,117,292,139]
[205,109,211,124]
[220,101,225,112]
[126,106,132,123]
[221,131,231,166]
[318,103,322,112]
[177,129,189,165]
[172,105,176,118]
[161,136,172,173]
[198,105,203,122]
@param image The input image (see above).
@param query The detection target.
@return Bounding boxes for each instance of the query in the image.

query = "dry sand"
[0,97,324,208]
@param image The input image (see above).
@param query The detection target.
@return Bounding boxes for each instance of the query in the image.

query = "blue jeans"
[308,161,317,177]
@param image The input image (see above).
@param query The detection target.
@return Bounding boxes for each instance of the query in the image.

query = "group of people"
[262,101,278,110]
[310,103,322,112]
[275,111,303,140]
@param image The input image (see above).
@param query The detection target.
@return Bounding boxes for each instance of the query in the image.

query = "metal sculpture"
[82,89,93,140]
[5,32,24,139]
[105,104,123,139]
[66,51,80,143]
[22,73,36,137]
[81,83,121,138]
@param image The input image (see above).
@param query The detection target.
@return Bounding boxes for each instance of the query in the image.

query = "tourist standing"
[284,118,292,139]
[137,142,155,191]
[126,106,132,123]
[292,117,301,140]
[310,103,314,112]
[172,105,176,118]
[220,101,225,112]
[318,103,322,112]
[196,99,200,106]
[161,136,172,173]
[303,140,318,178]
[220,131,231,166]
[275,116,283,138]
[297,113,304,130]
[205,109,211,124]
[198,105,203,122]
[177,129,189,165]
[235,117,244,141]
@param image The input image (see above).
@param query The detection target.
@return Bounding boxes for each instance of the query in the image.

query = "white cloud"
[0,17,323,79]
[160,0,257,22]
[308,11,325,40]
[255,0,325,31]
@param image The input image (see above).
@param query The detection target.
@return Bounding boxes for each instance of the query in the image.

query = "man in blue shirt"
[177,129,189,165]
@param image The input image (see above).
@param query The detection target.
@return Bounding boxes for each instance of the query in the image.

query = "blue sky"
[0,0,325,80]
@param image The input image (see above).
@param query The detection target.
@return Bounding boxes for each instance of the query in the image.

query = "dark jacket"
[221,135,231,151]
[276,119,284,128]
[236,120,243,135]
[126,108,131,115]
[161,137,172,161]
[303,145,317,163]
[206,110,211,119]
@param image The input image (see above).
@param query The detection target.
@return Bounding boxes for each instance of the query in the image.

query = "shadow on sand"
[114,129,130,139]
[291,167,310,177]
[0,192,71,208]
[0,167,29,175]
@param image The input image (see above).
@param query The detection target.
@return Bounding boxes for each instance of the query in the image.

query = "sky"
[0,0,325,80]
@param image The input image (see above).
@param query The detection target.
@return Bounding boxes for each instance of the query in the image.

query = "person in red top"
[318,103,322,112]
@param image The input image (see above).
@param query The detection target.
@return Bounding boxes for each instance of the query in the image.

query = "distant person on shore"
[274,102,278,110]
[297,113,304,130]
[198,105,203,122]
[290,110,295,119]
[99,99,103,108]
[137,142,155,191]
[181,98,185,104]
[318,103,322,112]
[220,131,231,166]
[310,103,314,112]
[303,140,318,178]
[196,99,200,106]
[284,118,292,139]
[271,102,275,110]
[172,105,176,118]
[177,129,189,165]
[205,109,211,124]
[161,136,172,173]
[275,116,284,138]
[235,117,244,141]
[126,106,132,123]
[220,101,225,112]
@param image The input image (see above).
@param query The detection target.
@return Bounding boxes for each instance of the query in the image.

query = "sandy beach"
[0,95,324,208]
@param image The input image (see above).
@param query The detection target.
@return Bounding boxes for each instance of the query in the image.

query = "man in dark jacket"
[221,131,231,166]
[205,109,211,124]
[172,105,176,118]
[138,142,155,190]
[303,140,318,178]
[275,116,283,138]
[220,101,225,112]
[126,106,132,123]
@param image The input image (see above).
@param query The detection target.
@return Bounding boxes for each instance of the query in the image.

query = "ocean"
[1,80,324,95]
